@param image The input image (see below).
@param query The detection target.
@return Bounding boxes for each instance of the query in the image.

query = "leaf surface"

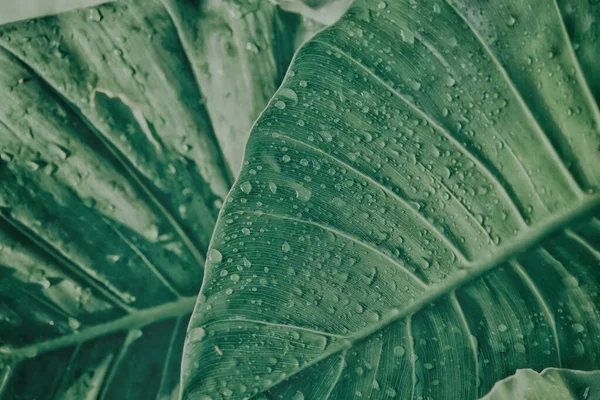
[0,0,298,397]
[181,0,600,398]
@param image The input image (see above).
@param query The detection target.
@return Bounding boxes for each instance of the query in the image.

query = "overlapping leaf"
[0,0,303,397]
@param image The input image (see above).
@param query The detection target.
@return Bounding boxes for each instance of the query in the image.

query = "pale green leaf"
[162,0,299,176]
[480,368,600,400]
[275,0,352,25]
[0,0,111,26]
[182,0,600,398]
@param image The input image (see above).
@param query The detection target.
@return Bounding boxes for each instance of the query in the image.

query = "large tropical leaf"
[0,0,302,398]
[181,0,600,398]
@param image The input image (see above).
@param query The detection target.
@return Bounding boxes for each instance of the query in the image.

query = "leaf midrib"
[2,296,196,361]
[248,193,600,398]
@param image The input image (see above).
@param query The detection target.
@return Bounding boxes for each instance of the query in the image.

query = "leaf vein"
[231,209,429,288]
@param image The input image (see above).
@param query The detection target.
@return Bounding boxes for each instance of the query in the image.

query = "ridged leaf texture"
[181,0,600,398]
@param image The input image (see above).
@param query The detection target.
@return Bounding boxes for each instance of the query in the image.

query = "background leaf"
[181,0,600,398]
[0,0,111,26]
[274,0,352,25]
[0,0,310,398]
[480,368,600,400]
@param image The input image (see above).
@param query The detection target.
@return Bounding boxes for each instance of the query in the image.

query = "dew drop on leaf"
[240,181,252,194]
[279,88,298,105]
[320,131,333,142]
[208,249,223,264]
[514,343,526,353]
[295,185,312,202]
[268,181,277,194]
[68,317,81,330]
[393,345,405,357]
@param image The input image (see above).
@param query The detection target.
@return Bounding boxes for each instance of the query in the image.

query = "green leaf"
[162,0,299,175]
[0,0,299,398]
[480,368,600,400]
[275,0,352,25]
[0,0,111,26]
[181,0,600,398]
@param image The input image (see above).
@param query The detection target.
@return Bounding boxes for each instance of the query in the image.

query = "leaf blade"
[182,0,600,398]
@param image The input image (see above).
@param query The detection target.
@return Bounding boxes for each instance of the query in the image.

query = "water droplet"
[279,88,298,104]
[274,100,286,110]
[507,15,517,26]
[295,185,312,202]
[282,241,291,252]
[26,161,40,171]
[87,8,103,22]
[28,269,51,289]
[230,274,240,282]
[572,323,585,333]
[299,80,308,87]
[498,324,508,332]
[401,29,415,44]
[378,1,387,9]
[393,345,405,357]
[188,327,206,342]
[240,181,252,194]
[514,343,526,353]
[268,181,277,194]
[282,154,291,163]
[320,131,333,142]
[245,41,260,53]
[208,249,223,264]
[68,317,81,330]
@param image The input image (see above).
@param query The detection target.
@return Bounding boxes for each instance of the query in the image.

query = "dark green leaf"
[0,0,299,397]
